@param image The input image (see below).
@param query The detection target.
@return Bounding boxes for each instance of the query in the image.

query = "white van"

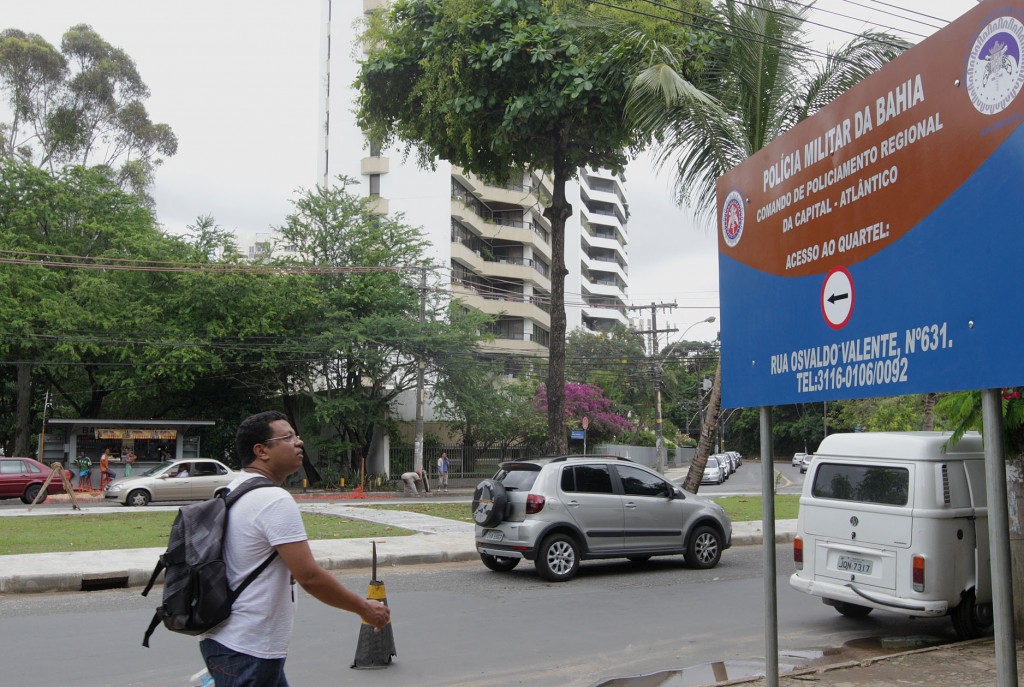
[789,431,992,639]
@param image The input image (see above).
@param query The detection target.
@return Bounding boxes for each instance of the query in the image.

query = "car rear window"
[494,464,541,491]
[811,463,910,506]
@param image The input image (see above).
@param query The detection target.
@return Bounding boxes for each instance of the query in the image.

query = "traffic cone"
[351,541,396,669]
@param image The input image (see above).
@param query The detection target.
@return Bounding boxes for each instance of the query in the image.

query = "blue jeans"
[200,639,289,687]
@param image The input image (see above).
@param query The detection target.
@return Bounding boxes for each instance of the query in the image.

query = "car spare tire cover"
[472,479,508,527]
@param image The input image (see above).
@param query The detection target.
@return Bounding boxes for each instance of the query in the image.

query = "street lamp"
[655,316,716,473]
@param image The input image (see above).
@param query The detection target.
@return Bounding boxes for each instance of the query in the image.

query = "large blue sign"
[717,0,1024,408]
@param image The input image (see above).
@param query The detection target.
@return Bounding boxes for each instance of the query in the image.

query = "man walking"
[200,411,390,686]
[436,451,449,493]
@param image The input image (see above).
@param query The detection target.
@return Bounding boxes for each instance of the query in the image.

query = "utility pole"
[413,266,427,475]
[629,302,677,473]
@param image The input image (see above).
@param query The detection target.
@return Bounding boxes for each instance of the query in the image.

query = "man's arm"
[275,540,390,629]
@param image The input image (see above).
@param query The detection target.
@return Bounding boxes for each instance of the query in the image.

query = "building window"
[369,139,381,157]
[369,174,381,197]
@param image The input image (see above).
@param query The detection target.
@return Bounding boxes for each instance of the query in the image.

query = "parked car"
[473,456,732,581]
[799,453,814,473]
[0,457,69,504]
[792,452,807,468]
[701,456,725,485]
[728,451,742,468]
[104,459,241,507]
[712,453,732,479]
[790,431,992,639]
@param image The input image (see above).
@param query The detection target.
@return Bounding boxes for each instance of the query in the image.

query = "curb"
[703,637,996,687]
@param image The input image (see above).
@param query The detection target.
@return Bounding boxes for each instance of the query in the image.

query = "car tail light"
[794,536,803,569]
[912,554,925,592]
[526,494,546,514]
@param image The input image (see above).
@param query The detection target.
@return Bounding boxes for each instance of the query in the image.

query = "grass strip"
[0,512,413,556]
[364,494,801,524]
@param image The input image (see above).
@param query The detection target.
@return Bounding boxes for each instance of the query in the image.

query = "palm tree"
[624,0,908,491]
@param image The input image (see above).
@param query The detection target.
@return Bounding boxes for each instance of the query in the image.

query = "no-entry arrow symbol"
[821,268,854,330]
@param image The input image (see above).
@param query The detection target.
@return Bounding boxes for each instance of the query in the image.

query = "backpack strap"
[223,475,280,601]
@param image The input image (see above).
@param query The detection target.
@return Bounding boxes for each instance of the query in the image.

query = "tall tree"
[625,0,908,490]
[274,178,489,473]
[0,25,177,202]
[357,0,651,454]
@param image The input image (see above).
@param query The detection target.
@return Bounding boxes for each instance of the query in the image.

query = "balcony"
[360,156,389,175]
[452,281,551,322]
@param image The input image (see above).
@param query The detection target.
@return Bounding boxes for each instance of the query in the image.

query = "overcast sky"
[4,1,978,342]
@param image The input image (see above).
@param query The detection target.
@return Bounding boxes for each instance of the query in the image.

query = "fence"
[388,444,535,482]
[387,444,692,482]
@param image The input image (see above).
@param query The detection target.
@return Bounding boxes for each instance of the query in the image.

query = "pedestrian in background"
[74,452,92,487]
[99,448,116,483]
[200,410,389,686]
[123,448,137,476]
[437,451,449,493]
[400,471,423,496]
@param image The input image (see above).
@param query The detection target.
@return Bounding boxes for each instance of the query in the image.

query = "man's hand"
[361,599,390,630]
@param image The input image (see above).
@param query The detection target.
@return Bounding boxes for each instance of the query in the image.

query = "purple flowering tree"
[534,383,632,443]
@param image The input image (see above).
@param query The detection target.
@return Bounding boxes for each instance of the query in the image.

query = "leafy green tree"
[434,365,547,465]
[623,0,907,490]
[273,178,489,476]
[0,25,177,202]
[565,325,652,427]
[0,159,184,455]
[357,0,651,454]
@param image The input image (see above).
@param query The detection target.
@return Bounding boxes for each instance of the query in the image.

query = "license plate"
[836,554,873,574]
[484,530,503,542]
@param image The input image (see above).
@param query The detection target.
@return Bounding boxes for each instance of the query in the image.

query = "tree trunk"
[1007,457,1024,634]
[14,361,32,457]
[682,360,722,493]
[543,150,572,456]
[922,392,937,430]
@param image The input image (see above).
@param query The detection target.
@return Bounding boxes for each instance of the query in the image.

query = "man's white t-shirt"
[201,473,307,658]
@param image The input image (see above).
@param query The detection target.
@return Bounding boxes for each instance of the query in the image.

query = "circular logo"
[721,190,745,248]
[966,16,1024,115]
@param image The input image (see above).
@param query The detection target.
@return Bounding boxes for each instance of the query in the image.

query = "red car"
[0,457,69,504]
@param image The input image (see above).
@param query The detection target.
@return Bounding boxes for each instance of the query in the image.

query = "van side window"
[811,463,909,506]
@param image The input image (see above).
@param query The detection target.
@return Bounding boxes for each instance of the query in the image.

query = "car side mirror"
[671,485,685,499]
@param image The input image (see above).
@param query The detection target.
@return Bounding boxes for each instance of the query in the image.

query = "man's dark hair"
[235,411,288,466]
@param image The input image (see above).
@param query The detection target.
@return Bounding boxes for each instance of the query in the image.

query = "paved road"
[0,545,960,687]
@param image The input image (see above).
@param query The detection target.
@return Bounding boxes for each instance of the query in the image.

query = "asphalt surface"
[0,462,1013,687]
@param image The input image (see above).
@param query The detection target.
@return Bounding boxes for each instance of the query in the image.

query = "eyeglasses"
[263,433,301,445]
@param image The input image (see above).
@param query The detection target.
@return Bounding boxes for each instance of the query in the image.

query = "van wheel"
[536,533,580,582]
[833,601,873,618]
[684,526,722,569]
[951,589,994,639]
[480,553,519,572]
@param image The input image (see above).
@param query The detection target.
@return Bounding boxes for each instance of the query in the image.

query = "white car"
[701,456,725,485]
[792,452,807,467]
[104,459,241,506]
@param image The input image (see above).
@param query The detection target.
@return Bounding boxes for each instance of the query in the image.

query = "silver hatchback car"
[473,456,732,581]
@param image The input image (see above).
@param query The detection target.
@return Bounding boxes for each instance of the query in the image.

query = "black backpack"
[141,476,277,647]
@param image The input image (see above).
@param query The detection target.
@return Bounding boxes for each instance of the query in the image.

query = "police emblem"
[966,16,1024,115]
[721,190,745,248]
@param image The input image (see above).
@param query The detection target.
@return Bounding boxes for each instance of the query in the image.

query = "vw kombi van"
[789,431,992,639]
